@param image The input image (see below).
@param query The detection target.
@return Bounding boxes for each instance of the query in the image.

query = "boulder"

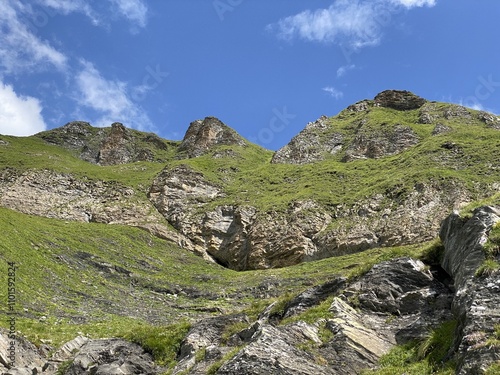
[374,90,426,110]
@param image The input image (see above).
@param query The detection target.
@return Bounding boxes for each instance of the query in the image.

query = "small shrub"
[475,259,500,278]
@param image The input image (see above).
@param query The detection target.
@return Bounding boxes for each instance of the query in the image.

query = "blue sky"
[1,0,499,150]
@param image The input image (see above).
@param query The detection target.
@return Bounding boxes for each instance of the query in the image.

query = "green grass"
[124,321,191,366]
[475,223,500,277]
[364,320,457,375]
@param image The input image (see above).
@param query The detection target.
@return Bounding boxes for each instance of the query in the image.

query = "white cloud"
[0,81,47,136]
[37,0,100,25]
[75,61,154,132]
[0,0,67,74]
[390,0,436,8]
[268,0,437,49]
[269,0,382,48]
[323,86,344,99]
[108,0,148,28]
[337,64,356,78]
[38,0,148,28]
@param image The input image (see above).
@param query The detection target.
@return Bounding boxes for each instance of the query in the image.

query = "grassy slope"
[161,105,500,211]
[0,205,430,348]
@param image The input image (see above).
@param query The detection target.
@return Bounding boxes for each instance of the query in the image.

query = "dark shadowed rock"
[178,117,247,158]
[283,276,346,318]
[374,90,426,110]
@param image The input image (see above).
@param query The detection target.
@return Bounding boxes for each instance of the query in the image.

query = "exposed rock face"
[342,125,419,161]
[167,257,454,374]
[36,121,172,165]
[149,162,476,269]
[273,91,426,165]
[440,206,500,374]
[374,90,426,110]
[178,117,247,158]
[0,169,158,225]
[271,116,343,164]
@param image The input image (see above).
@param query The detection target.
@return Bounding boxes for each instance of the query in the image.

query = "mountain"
[0,90,499,374]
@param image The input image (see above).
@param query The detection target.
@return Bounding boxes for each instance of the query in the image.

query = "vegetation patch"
[364,319,457,375]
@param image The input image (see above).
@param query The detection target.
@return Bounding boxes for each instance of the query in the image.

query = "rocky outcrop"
[271,116,343,164]
[439,206,500,374]
[0,168,159,225]
[0,332,162,375]
[374,90,426,110]
[36,121,173,165]
[273,91,426,165]
[178,117,247,158]
[167,257,455,374]
[342,124,419,161]
[149,161,477,269]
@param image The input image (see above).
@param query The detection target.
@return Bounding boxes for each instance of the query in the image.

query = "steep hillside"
[4,90,498,270]
[0,90,500,374]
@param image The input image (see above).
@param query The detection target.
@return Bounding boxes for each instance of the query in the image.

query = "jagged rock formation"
[36,121,173,165]
[440,206,500,374]
[271,116,344,164]
[178,117,247,158]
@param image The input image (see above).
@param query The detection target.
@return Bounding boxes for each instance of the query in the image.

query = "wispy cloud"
[38,0,100,25]
[109,0,148,29]
[0,0,67,74]
[337,64,356,78]
[268,0,437,50]
[0,80,47,136]
[390,0,436,8]
[75,60,154,132]
[38,0,148,29]
[323,86,344,99]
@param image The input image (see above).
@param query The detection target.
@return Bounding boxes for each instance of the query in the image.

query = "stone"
[178,117,247,158]
[66,338,158,374]
[342,125,419,161]
[439,206,500,374]
[374,90,426,110]
[272,116,343,165]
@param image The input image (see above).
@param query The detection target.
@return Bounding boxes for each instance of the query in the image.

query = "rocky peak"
[374,90,427,110]
[178,117,247,158]
[97,122,131,165]
[36,121,173,165]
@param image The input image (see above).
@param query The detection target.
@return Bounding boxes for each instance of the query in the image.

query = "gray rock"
[272,116,343,165]
[440,206,500,288]
[439,206,500,374]
[342,125,419,161]
[178,117,247,158]
[374,90,426,110]
[66,338,158,375]
[283,276,346,318]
